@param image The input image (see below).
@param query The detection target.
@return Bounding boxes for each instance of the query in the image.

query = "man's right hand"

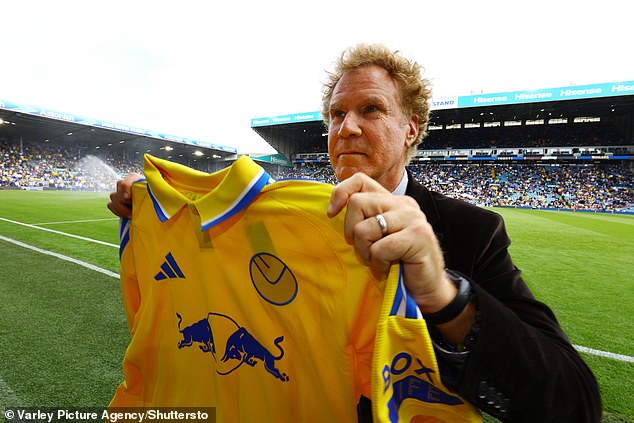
[107,172,142,218]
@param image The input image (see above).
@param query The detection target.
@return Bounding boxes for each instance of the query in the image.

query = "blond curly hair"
[321,43,432,162]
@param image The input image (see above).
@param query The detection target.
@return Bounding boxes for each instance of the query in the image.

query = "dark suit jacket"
[358,175,602,422]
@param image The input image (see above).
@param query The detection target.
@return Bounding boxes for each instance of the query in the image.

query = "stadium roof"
[2,80,633,165]
[251,80,634,160]
[0,98,238,163]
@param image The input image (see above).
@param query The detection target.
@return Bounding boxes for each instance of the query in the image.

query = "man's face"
[327,64,418,191]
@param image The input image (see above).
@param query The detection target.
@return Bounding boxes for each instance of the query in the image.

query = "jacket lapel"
[405,170,440,227]
[404,171,447,252]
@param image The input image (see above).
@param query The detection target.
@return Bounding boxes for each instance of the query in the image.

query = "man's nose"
[338,112,362,138]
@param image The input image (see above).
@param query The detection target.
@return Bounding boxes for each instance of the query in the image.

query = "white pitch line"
[0,235,119,279]
[0,217,118,248]
[574,345,634,363]
[0,376,21,409]
[33,218,119,225]
[0,235,118,410]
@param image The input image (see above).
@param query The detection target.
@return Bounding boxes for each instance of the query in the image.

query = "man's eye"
[332,110,346,118]
[364,105,379,113]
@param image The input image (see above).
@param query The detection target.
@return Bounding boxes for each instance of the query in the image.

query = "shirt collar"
[143,154,273,230]
[392,169,408,196]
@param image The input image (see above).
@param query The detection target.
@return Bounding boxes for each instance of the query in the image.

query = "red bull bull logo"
[177,313,216,354]
[220,327,289,382]
[176,312,289,382]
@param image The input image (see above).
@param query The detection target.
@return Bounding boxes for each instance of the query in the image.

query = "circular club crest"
[249,253,298,305]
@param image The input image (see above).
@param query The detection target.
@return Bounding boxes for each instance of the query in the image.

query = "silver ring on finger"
[375,213,388,236]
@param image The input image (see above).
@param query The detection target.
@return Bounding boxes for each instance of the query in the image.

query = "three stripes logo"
[154,252,186,281]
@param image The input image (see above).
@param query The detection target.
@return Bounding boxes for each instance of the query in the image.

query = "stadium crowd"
[277,161,634,213]
[2,140,633,213]
[0,141,141,191]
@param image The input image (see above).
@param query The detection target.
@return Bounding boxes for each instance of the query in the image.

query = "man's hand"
[327,173,476,343]
[327,173,456,312]
[107,172,142,218]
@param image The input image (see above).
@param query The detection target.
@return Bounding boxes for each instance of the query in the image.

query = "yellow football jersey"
[111,154,479,423]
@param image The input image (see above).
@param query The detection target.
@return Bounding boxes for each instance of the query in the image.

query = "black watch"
[423,269,473,325]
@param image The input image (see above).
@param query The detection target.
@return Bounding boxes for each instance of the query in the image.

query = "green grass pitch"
[0,190,632,422]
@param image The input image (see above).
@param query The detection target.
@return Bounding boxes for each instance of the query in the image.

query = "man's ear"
[405,114,419,147]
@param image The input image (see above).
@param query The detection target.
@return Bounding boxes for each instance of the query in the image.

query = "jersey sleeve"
[371,263,482,422]
[118,216,141,335]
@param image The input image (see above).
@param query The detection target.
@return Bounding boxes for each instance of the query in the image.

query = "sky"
[2,0,632,154]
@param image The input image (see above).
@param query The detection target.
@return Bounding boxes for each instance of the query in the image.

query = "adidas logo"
[154,252,186,281]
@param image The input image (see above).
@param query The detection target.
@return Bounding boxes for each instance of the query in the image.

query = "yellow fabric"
[111,154,479,422]
[112,155,384,422]
[372,271,482,422]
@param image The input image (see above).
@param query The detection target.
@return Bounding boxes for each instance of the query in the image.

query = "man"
[108,44,601,421]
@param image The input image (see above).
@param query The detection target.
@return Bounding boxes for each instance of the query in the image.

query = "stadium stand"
[422,120,625,150]
[251,81,634,214]
[0,140,141,191]
[1,80,633,213]
[1,136,633,213]
[275,161,633,214]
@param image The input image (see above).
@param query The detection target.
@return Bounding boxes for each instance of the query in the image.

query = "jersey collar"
[143,154,273,230]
